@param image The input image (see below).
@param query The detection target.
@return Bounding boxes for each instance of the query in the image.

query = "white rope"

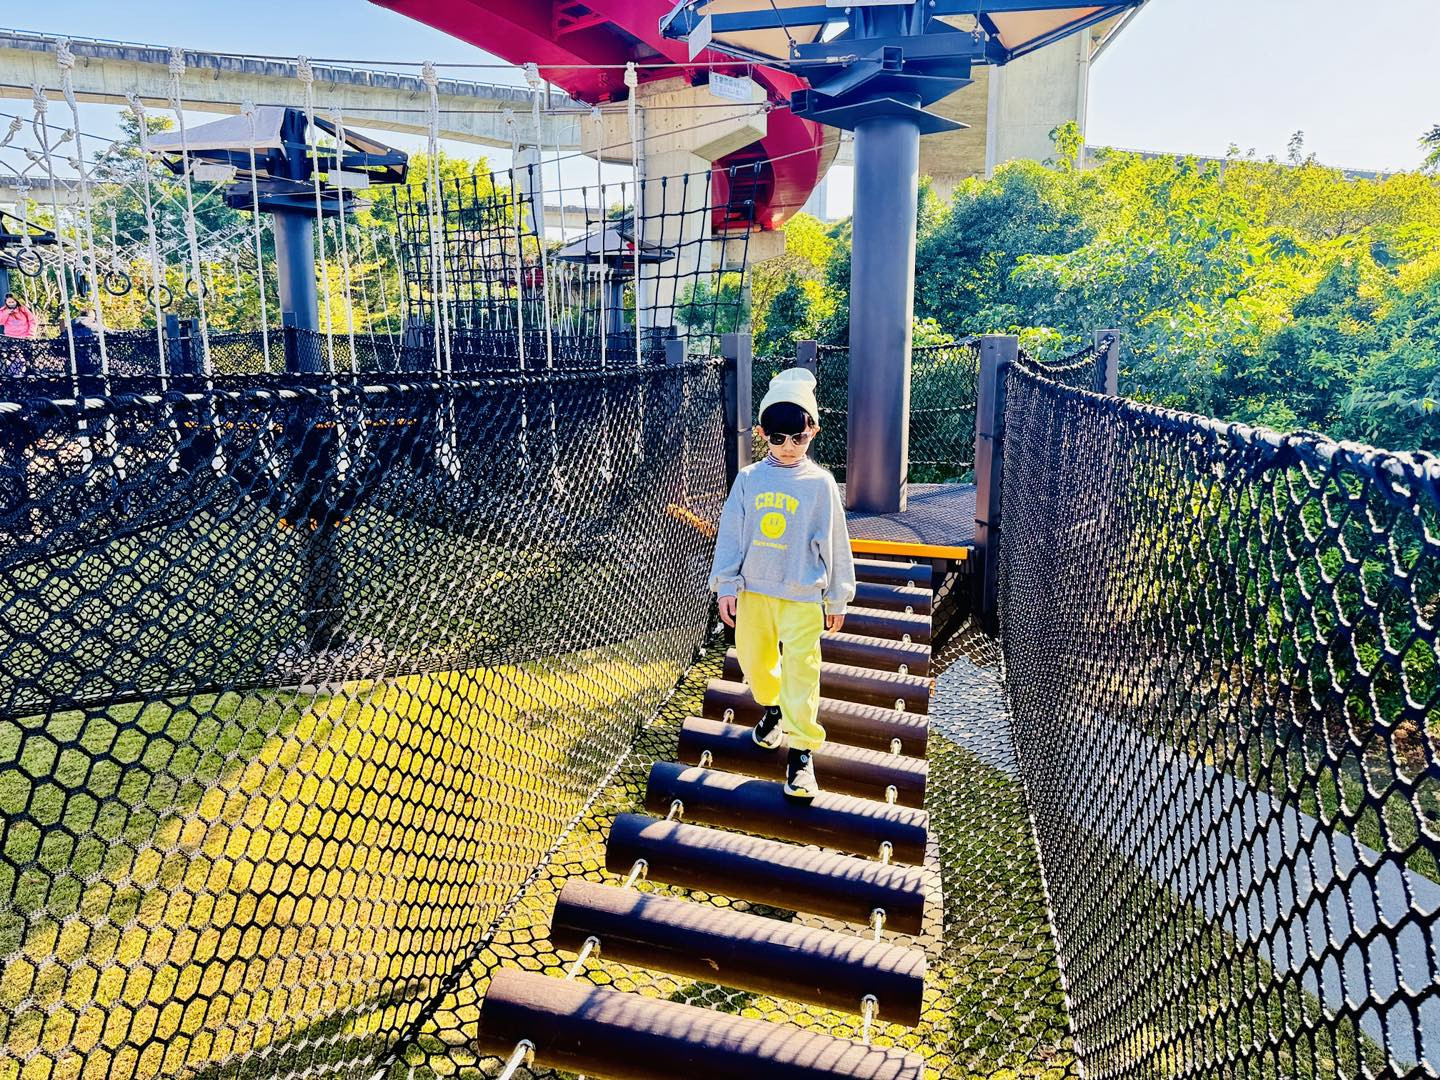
[593,106,607,372]
[370,232,399,361]
[240,99,272,371]
[29,87,77,379]
[420,60,451,376]
[624,62,644,369]
[57,40,110,378]
[523,63,555,372]
[297,56,336,371]
[502,107,528,370]
[126,94,168,380]
[328,107,359,370]
[385,224,407,337]
[168,48,213,376]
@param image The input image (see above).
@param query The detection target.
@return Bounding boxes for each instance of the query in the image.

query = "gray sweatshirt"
[708,456,857,615]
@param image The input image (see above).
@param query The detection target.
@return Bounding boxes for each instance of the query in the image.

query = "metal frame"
[660,0,1140,64]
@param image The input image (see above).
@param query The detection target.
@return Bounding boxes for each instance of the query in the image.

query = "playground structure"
[0,7,1438,1080]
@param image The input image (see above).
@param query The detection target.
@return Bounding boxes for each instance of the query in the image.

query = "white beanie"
[757,367,820,429]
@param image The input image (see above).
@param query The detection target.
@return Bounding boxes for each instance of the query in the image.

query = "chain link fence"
[998,356,1440,1078]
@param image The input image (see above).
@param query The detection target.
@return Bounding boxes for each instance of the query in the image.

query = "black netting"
[0,352,727,1079]
[998,357,1440,1078]
[0,328,425,395]
[394,162,757,366]
[752,340,981,483]
[394,625,1076,1080]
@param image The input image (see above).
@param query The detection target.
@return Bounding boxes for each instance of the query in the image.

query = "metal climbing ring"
[103,271,133,297]
[14,248,42,277]
[152,283,175,309]
[184,277,208,300]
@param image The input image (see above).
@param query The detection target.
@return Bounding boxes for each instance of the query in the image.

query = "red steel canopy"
[369,0,839,232]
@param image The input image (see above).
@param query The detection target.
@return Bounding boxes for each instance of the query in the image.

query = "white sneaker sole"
[753,729,784,750]
[783,782,817,800]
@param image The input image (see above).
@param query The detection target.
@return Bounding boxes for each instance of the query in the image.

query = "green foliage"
[676,272,748,338]
[760,130,1440,452]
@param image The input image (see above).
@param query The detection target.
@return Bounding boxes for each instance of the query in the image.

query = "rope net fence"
[393,160,757,369]
[750,337,1104,482]
[999,357,1440,1078]
[0,353,728,1079]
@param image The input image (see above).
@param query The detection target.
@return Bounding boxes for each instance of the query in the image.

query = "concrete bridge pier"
[582,78,767,340]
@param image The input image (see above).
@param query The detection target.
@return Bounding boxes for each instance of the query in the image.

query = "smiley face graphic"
[760,511,788,539]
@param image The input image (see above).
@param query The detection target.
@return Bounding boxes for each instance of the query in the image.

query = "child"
[708,368,856,799]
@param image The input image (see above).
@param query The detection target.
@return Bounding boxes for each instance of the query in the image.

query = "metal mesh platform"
[842,483,977,559]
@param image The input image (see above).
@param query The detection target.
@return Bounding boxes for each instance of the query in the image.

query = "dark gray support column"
[273,212,319,375]
[795,339,820,460]
[0,265,10,300]
[163,314,182,380]
[795,339,818,376]
[846,108,920,515]
[664,337,687,367]
[1093,329,1120,396]
[721,332,752,489]
[974,334,1018,631]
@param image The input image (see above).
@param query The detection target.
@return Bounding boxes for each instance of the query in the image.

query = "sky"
[1086,0,1440,173]
[9,0,1440,169]
[3,0,1439,206]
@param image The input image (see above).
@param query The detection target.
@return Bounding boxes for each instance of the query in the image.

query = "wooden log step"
[821,631,932,677]
[704,680,929,758]
[678,717,927,808]
[855,581,932,617]
[854,557,933,591]
[476,969,925,1079]
[550,881,928,1025]
[722,651,930,715]
[645,762,929,865]
[607,814,926,934]
[842,607,932,646]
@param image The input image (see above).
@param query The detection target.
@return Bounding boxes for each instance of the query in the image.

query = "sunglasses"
[767,429,814,447]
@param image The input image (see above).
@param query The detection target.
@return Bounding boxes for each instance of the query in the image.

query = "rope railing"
[998,356,1440,1078]
[0,347,726,1079]
[753,337,983,483]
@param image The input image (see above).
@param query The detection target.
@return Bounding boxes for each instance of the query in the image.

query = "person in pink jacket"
[1,293,37,339]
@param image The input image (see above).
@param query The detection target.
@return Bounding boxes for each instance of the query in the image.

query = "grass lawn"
[0,629,693,1080]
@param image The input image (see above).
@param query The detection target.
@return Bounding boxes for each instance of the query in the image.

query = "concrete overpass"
[920,10,1144,200]
[0,27,582,150]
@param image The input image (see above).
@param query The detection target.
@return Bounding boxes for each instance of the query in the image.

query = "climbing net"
[393,159,757,369]
[752,338,986,483]
[999,358,1440,1078]
[0,354,727,1080]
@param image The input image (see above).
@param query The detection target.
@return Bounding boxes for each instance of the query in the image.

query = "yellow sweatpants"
[734,591,826,752]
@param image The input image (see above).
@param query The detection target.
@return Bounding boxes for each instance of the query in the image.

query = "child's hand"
[718,595,737,627]
[826,612,844,633]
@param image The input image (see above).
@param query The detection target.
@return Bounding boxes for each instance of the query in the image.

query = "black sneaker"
[785,748,818,799]
[752,705,784,750]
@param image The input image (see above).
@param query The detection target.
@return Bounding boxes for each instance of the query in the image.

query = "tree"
[1422,125,1440,174]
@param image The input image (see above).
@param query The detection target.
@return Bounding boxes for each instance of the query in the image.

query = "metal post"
[163,314,182,378]
[1093,329,1120,396]
[846,108,920,515]
[974,334,1018,631]
[795,339,819,377]
[0,265,10,301]
[273,211,320,370]
[720,332,752,489]
[175,318,197,377]
[795,339,819,460]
